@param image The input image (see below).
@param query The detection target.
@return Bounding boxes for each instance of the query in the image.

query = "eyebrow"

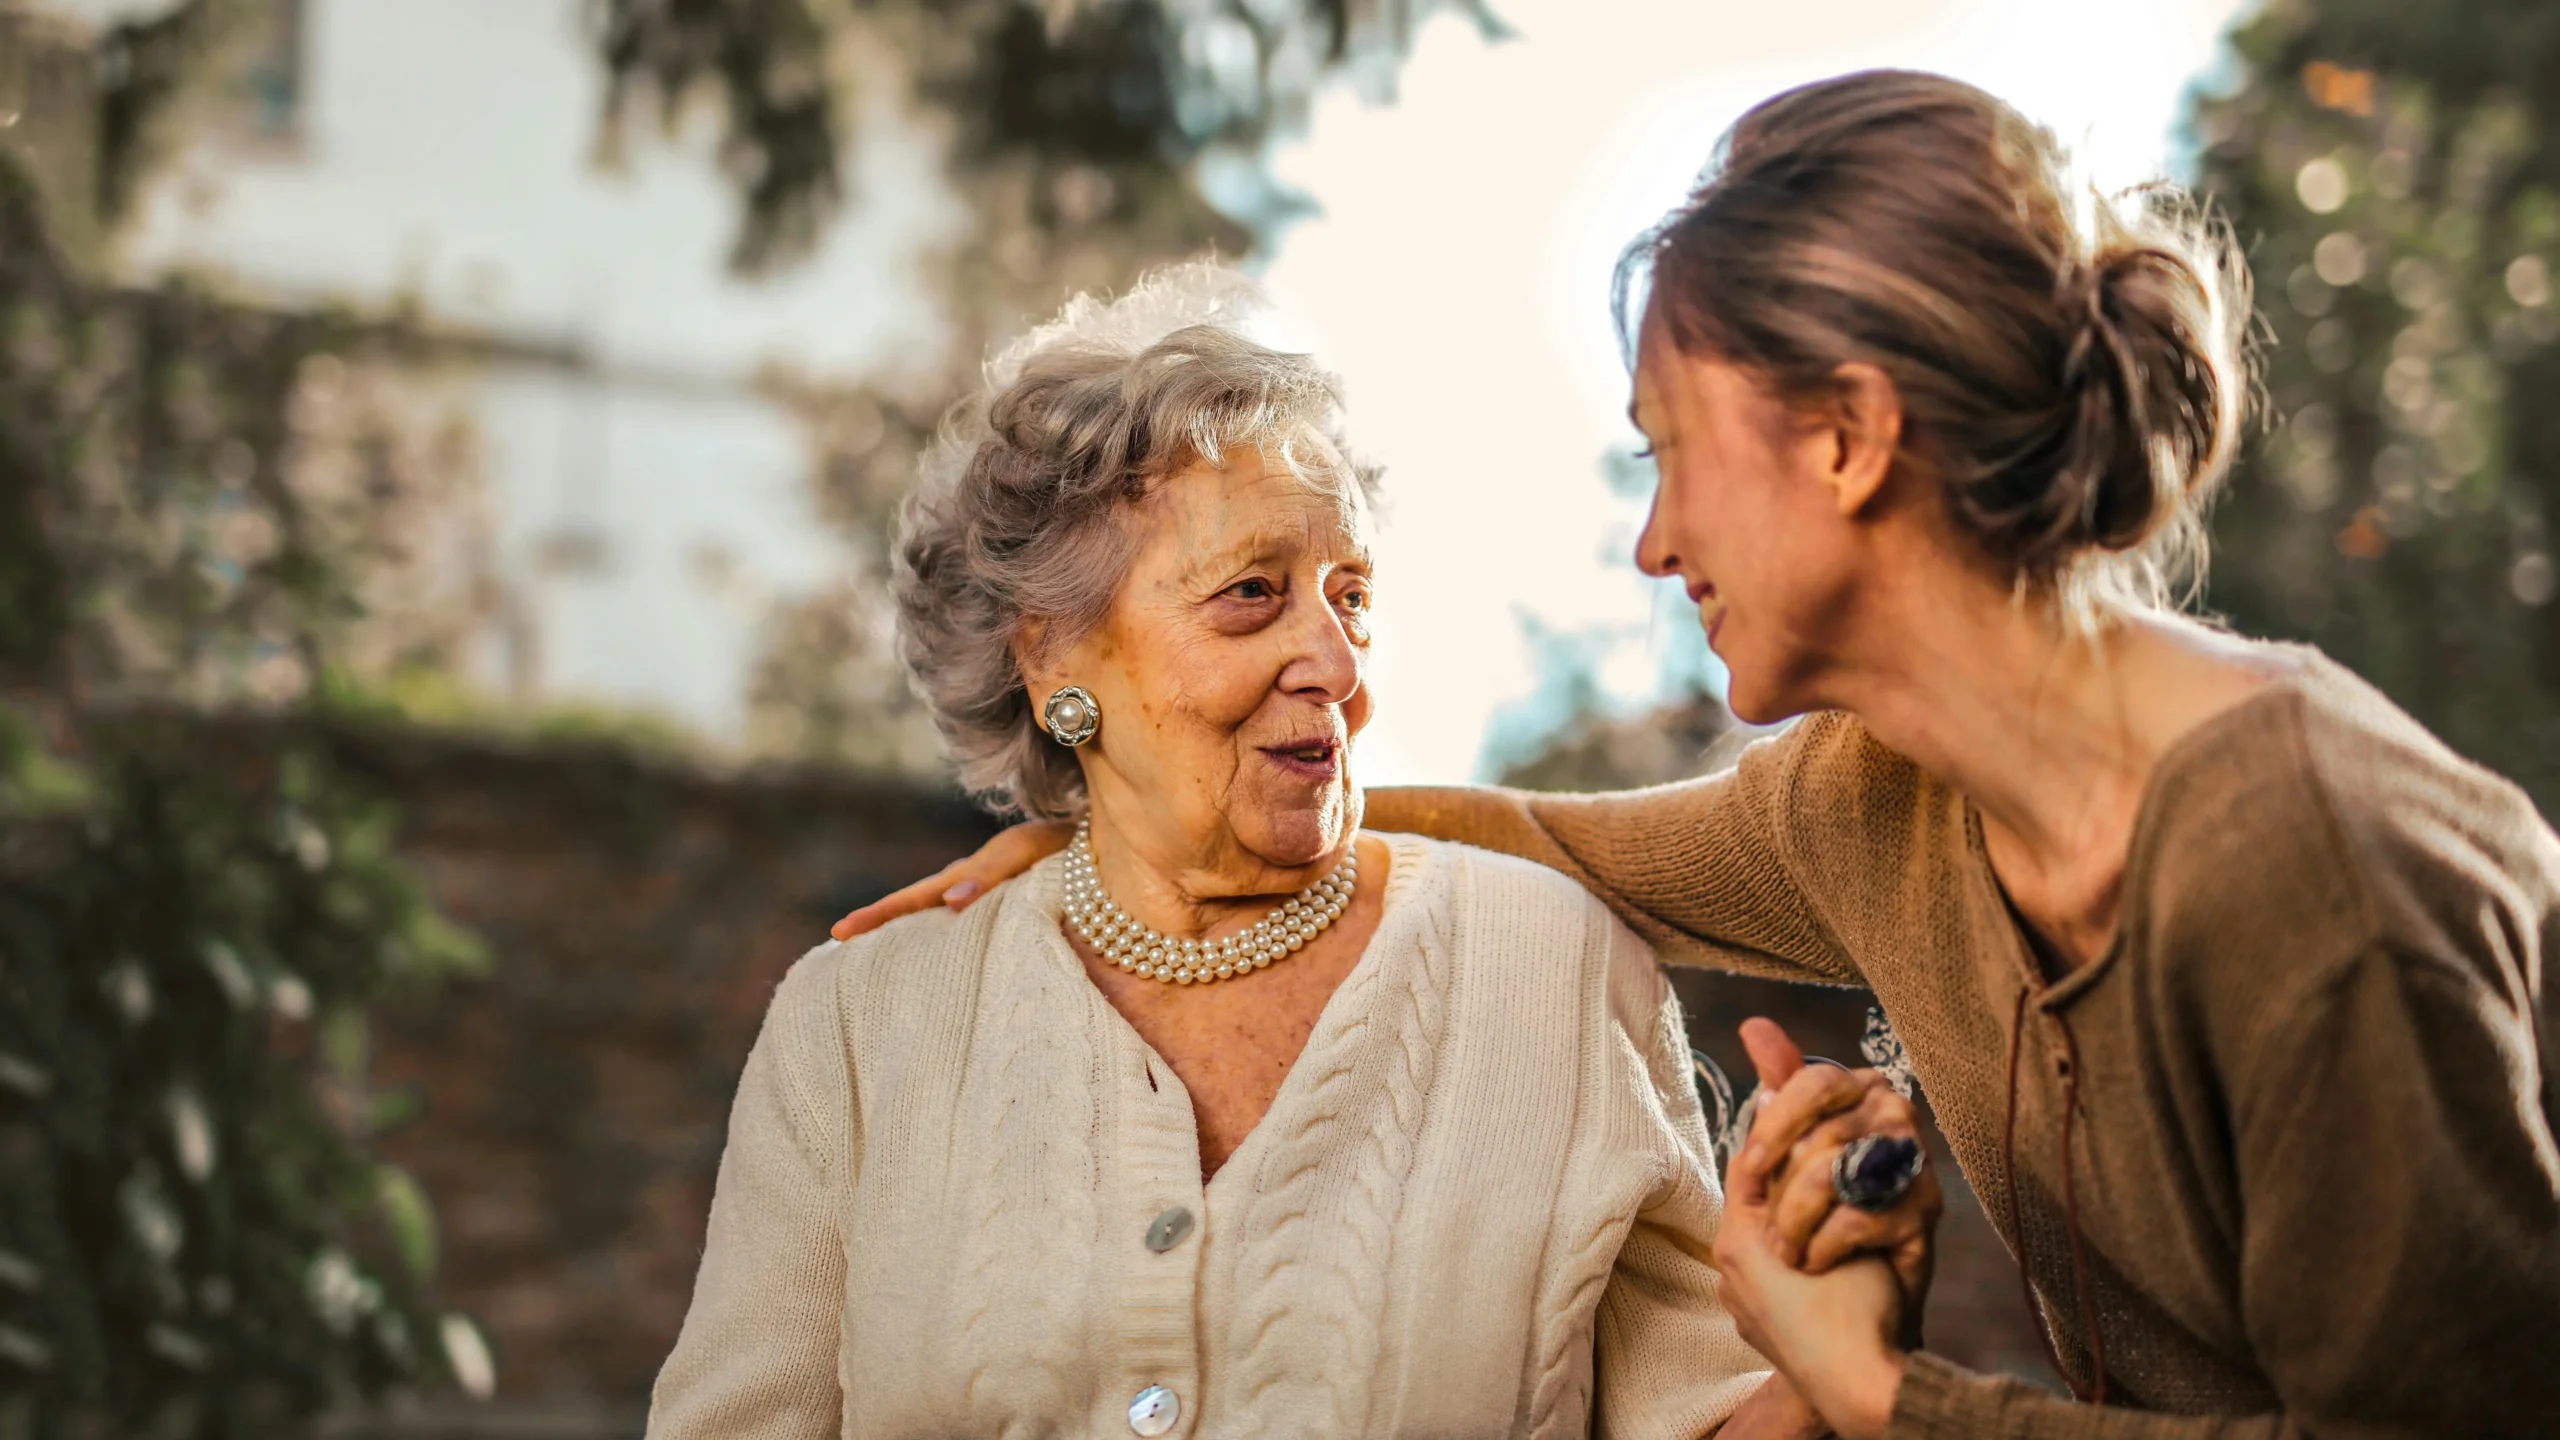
[1183,526,1373,586]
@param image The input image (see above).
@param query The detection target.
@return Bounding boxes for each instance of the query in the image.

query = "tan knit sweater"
[647,833,1769,1439]
[1368,649,2560,1439]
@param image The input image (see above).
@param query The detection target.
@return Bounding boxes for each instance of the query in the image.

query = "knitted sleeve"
[1888,1356,2281,1439]
[1589,923,1773,1439]
[646,948,852,1440]
[1364,721,1857,984]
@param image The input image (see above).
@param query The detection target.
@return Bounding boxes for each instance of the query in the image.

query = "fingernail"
[943,880,983,907]
[830,921,854,941]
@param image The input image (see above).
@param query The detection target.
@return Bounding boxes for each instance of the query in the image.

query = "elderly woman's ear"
[1012,620,1055,700]
[1016,622,1110,751]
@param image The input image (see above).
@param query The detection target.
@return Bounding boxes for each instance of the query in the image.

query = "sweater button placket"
[1109,1028,1204,1438]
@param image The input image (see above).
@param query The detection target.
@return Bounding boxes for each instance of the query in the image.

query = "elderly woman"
[646,268,1819,1439]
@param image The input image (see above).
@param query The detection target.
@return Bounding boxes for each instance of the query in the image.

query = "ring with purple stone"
[1832,1133,1926,1213]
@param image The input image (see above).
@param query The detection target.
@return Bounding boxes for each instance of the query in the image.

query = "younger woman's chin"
[1719,669,1802,728]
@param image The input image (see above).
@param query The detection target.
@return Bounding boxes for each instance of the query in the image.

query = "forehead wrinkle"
[1174,518,1310,585]
[1165,489,1369,581]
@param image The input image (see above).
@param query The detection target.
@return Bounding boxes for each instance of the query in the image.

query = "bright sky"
[1260,0,2252,785]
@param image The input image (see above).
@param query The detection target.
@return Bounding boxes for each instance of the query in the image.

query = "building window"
[224,0,303,144]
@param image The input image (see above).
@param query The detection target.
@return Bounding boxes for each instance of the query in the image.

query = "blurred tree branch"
[591,0,1507,274]
[91,0,246,227]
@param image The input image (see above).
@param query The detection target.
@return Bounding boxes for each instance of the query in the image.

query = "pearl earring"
[1044,685,1100,747]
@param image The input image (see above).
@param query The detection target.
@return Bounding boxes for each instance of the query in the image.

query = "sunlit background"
[39,0,2248,783]
[8,0,2556,1433]
[1260,0,2248,781]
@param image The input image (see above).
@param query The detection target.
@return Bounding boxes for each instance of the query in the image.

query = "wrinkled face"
[1035,448,1375,878]
[1629,319,1865,724]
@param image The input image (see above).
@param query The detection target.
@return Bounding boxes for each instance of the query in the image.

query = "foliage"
[595,0,1507,274]
[0,721,486,1439]
[91,0,260,227]
[0,73,487,1433]
[2195,0,2560,810]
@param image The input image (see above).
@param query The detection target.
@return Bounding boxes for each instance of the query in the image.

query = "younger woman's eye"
[1337,587,1370,612]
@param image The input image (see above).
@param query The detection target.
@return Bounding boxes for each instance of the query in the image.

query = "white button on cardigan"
[1127,1384,1179,1436]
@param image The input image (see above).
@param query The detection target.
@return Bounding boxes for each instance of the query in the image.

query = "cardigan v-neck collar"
[1013,832,1442,1199]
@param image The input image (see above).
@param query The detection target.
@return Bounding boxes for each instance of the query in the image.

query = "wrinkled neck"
[1078,805,1353,941]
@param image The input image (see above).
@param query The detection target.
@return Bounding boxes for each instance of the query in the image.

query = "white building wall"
[72,0,964,739]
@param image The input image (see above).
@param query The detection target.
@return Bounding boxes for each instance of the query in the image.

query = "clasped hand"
[1712,1018,1943,1440]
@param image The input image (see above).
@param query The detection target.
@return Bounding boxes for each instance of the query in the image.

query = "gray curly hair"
[892,264,1381,820]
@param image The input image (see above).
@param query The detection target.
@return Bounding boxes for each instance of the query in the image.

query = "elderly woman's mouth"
[1261,738,1343,780]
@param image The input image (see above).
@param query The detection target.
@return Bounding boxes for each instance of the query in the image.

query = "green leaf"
[374,1165,437,1284]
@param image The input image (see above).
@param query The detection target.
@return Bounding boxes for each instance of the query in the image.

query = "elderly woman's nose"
[1276,598,1364,700]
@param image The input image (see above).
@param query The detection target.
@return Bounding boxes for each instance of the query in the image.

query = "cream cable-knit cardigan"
[647,833,1768,1439]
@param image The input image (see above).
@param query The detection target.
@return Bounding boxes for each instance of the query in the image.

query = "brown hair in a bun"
[1621,70,2252,614]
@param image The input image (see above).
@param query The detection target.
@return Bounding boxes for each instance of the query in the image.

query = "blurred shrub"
[0,104,487,1434]
[2197,0,2560,810]
[0,719,487,1438]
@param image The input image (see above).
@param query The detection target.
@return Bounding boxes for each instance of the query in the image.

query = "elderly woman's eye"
[1226,578,1277,601]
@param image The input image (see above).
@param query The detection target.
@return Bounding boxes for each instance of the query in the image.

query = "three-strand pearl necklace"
[1062,822,1358,985]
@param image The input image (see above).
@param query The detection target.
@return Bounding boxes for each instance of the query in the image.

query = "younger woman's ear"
[1822,362,1905,517]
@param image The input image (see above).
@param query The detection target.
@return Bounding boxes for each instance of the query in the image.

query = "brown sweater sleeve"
[1892,939,2560,1439]
[1889,1355,2289,1439]
[1364,725,1857,986]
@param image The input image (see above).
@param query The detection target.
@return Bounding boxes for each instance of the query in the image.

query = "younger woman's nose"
[1634,496,1679,580]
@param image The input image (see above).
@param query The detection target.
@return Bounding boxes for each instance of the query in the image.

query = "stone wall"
[327,722,997,1435]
